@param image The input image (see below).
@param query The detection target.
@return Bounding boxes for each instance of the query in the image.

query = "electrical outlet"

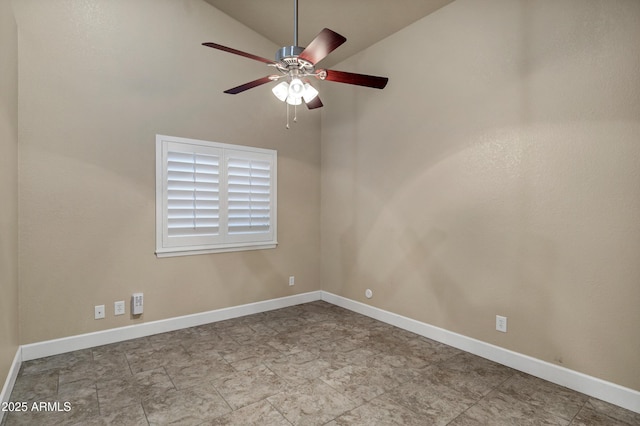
[114,300,125,316]
[289,276,295,286]
[496,315,507,333]
[365,289,373,299]
[94,305,105,320]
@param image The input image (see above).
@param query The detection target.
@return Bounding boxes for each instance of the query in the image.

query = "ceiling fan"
[202,0,389,126]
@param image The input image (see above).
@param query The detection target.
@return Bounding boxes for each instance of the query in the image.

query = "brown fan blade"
[305,96,323,110]
[322,69,389,89]
[298,28,347,65]
[224,76,274,94]
[202,42,275,65]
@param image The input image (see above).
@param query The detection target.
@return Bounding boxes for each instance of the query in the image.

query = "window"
[156,135,277,257]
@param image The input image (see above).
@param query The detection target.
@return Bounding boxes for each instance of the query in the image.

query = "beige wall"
[15,0,320,344]
[9,0,640,397]
[0,0,20,388]
[321,0,640,391]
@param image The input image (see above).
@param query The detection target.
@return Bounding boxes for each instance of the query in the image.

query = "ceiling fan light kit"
[203,0,389,128]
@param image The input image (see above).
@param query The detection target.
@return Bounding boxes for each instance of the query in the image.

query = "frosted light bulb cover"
[272,81,289,102]
[302,83,319,102]
[288,78,305,98]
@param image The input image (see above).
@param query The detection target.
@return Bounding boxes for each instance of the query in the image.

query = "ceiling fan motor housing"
[276,46,314,71]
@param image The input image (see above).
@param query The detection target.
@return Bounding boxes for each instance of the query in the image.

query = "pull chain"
[286,102,290,129]
[294,104,297,123]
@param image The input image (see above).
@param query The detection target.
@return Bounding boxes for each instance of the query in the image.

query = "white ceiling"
[203,0,455,67]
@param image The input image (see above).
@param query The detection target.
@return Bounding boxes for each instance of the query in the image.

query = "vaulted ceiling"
[203,0,455,67]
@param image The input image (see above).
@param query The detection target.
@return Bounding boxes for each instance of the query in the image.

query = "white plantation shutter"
[156,135,277,257]
[166,150,220,238]
[227,152,273,238]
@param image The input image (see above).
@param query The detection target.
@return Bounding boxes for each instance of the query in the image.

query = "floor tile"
[125,344,190,374]
[164,354,235,390]
[218,324,265,345]
[404,336,463,363]
[498,373,588,422]
[9,369,59,401]
[57,361,96,386]
[142,383,231,425]
[213,364,287,410]
[328,396,428,426]
[55,381,101,425]
[267,379,357,425]
[97,367,175,413]
[3,383,99,426]
[318,345,378,373]
[74,403,148,425]
[319,361,401,405]
[448,390,569,425]
[219,342,280,364]
[570,406,636,426]
[19,349,92,376]
[206,399,290,425]
[92,352,132,381]
[2,407,52,426]
[582,398,640,425]
[265,331,321,355]
[266,355,334,386]
[184,334,240,358]
[381,380,477,426]
[419,352,515,399]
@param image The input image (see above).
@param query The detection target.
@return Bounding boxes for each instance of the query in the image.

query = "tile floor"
[2,301,639,425]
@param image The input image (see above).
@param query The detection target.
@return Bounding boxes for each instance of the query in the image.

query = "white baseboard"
[21,291,322,361]
[0,347,22,424]
[320,291,640,414]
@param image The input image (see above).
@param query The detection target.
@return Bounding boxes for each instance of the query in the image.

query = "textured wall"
[0,0,20,388]
[16,0,321,343]
[321,0,640,390]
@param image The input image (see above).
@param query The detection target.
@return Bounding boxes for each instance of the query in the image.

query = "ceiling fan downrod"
[281,0,303,129]
[294,0,298,46]
[275,0,306,66]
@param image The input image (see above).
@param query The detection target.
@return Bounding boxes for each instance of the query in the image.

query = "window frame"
[155,134,277,257]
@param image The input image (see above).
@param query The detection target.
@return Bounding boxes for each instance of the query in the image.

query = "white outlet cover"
[94,305,105,320]
[365,289,373,299]
[114,301,125,316]
[496,315,507,332]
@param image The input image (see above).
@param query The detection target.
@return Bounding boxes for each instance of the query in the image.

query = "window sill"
[155,242,278,258]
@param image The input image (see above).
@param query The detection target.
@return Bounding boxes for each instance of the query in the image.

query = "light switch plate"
[496,315,507,333]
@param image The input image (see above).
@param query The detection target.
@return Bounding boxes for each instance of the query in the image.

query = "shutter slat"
[168,173,219,183]
[168,227,219,237]
[228,225,270,233]
[168,201,218,209]
[168,209,219,218]
[168,182,219,192]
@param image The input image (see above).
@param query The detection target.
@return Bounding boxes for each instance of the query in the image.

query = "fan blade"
[202,42,275,65]
[298,28,347,65]
[305,96,323,110]
[224,76,274,94]
[322,69,389,89]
